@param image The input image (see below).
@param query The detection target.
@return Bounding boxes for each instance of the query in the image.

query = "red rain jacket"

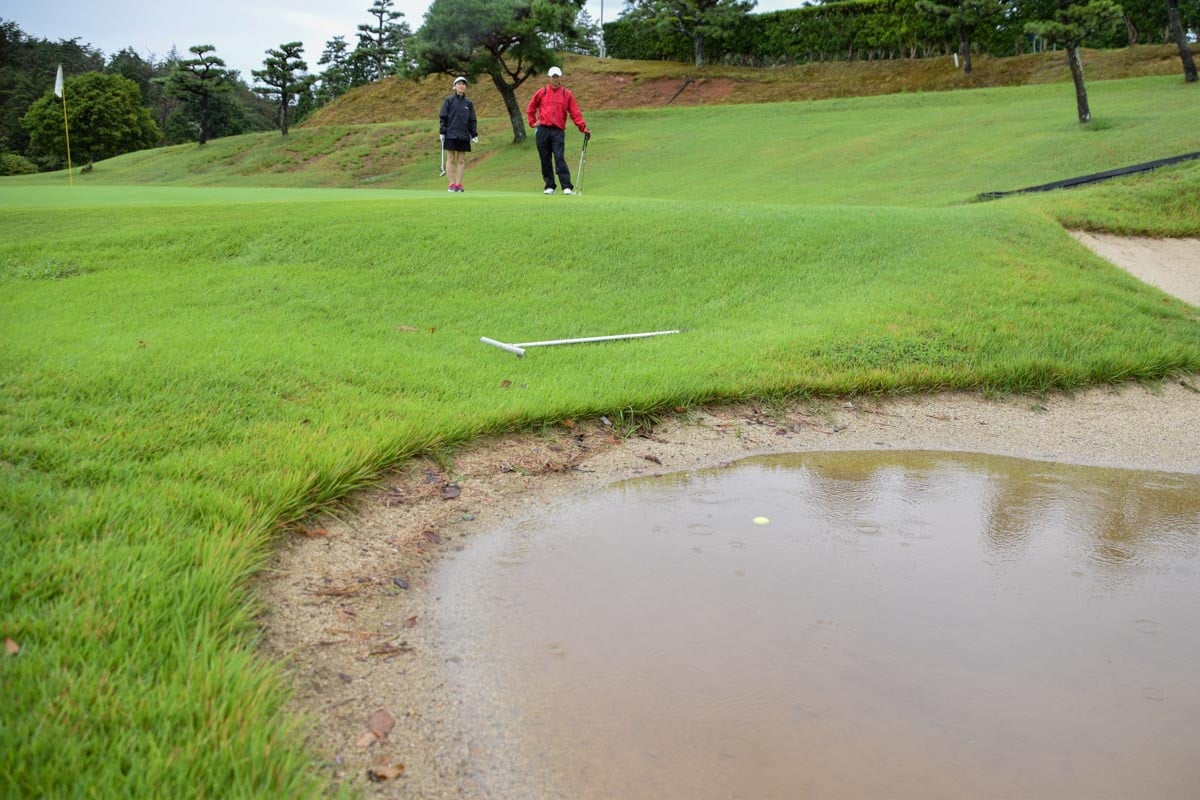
[526,84,589,133]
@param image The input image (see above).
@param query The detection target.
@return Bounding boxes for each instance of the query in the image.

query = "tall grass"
[1,73,1198,798]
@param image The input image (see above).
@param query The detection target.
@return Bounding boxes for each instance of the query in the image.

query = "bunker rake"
[481,329,680,358]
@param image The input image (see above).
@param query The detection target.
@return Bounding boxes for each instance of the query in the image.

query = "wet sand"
[431,452,1200,799]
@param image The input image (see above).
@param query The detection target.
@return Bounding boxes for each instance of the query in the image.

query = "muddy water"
[432,452,1200,799]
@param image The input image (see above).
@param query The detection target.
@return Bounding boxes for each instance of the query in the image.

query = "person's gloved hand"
[439,134,445,143]
[584,130,591,143]
[471,137,478,143]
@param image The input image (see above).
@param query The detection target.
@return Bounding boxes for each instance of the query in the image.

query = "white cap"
[453,76,467,85]
[548,66,562,77]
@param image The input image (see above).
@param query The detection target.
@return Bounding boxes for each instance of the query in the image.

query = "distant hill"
[302,45,1197,128]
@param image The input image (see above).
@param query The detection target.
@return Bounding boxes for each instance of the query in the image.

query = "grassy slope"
[300,46,1198,127]
[8,75,1200,227]
[1,50,1199,799]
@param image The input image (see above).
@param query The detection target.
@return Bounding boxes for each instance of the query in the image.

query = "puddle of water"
[432,452,1200,799]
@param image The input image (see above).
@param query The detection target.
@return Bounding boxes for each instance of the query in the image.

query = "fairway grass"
[2,74,1199,798]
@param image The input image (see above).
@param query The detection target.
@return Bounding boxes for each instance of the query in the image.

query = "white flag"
[54,64,63,98]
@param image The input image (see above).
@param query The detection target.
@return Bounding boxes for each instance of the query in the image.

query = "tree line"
[607,0,1197,71]
[1,0,429,171]
[0,20,273,174]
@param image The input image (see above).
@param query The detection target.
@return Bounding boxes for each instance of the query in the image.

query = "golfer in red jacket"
[525,66,591,195]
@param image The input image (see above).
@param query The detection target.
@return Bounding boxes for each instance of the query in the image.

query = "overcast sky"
[6,0,798,82]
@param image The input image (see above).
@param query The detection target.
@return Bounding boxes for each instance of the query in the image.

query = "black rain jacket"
[439,94,478,140]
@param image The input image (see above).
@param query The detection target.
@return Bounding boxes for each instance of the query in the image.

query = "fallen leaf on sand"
[367,761,405,781]
[367,708,395,742]
[325,627,375,642]
[355,731,377,748]
[370,641,414,657]
[311,586,359,597]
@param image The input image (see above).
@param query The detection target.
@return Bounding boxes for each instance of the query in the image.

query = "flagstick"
[61,87,72,187]
[56,64,72,187]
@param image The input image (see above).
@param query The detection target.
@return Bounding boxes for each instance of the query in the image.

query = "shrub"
[0,152,38,175]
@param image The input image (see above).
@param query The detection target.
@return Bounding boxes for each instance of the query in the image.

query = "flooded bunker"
[431,451,1200,799]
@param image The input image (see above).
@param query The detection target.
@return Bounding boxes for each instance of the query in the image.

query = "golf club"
[575,132,590,195]
[439,136,446,177]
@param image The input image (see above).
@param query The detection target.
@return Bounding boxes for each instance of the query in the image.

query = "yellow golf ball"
[753,516,770,525]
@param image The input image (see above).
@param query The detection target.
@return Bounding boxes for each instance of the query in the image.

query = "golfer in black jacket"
[439,77,478,192]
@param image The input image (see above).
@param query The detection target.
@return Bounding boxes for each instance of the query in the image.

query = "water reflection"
[433,452,1200,799]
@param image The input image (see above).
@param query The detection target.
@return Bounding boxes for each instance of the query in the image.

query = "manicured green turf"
[2,73,1198,798]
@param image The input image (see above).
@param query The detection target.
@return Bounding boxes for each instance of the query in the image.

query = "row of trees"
[607,0,1198,68]
[0,0,441,171]
[1,18,276,172]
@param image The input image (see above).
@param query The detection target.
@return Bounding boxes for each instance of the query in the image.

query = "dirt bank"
[258,235,1199,798]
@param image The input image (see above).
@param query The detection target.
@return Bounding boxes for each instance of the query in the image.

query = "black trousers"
[535,126,572,190]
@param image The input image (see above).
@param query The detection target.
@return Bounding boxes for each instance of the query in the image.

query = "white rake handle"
[481,330,680,358]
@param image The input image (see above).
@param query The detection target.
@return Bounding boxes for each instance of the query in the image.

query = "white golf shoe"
[543,187,555,195]
[563,188,573,195]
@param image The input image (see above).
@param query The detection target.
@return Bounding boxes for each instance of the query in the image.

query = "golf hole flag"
[54,64,74,185]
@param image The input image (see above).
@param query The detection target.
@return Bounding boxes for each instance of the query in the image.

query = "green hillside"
[301,46,1196,127]
[8,74,1200,223]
